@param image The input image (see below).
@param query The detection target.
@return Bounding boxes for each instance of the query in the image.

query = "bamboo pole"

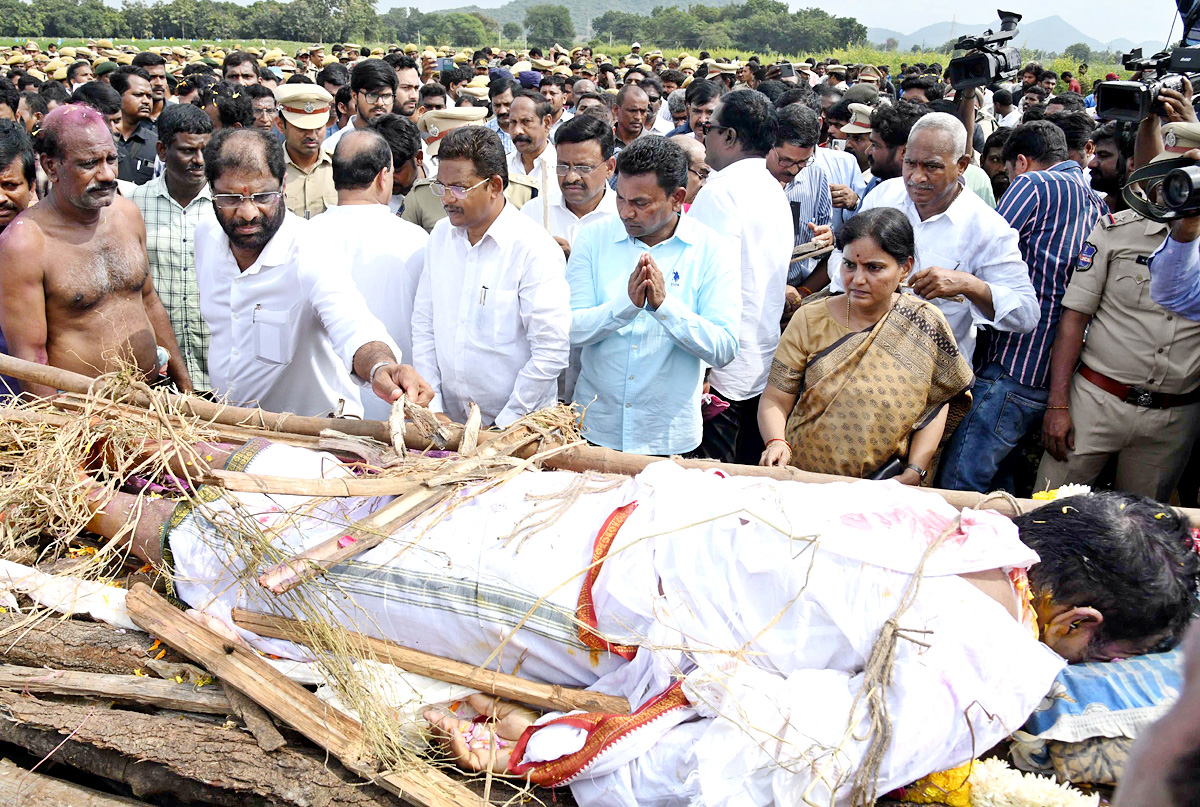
[231,608,630,715]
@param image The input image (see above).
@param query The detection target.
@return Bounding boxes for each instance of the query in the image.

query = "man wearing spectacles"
[274,84,338,219]
[195,128,431,418]
[669,134,709,209]
[411,126,570,429]
[691,89,794,465]
[322,60,397,157]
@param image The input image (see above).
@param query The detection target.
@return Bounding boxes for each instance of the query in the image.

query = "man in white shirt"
[194,128,431,418]
[829,114,1039,362]
[307,128,429,421]
[505,89,559,205]
[412,126,571,428]
[522,114,619,400]
[521,115,618,258]
[690,89,793,464]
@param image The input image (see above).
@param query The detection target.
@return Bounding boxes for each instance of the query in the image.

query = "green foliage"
[502,21,523,40]
[1063,42,1090,63]
[522,4,574,47]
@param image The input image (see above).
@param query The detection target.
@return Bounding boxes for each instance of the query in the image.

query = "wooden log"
[0,756,149,807]
[0,690,403,807]
[0,664,232,714]
[125,584,363,762]
[125,584,483,807]
[0,612,185,675]
[221,681,287,752]
[231,608,630,715]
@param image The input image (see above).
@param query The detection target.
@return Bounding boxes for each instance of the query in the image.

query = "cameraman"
[1140,80,1200,319]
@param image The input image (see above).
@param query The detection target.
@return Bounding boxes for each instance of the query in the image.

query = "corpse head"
[38,104,120,211]
[1015,491,1200,664]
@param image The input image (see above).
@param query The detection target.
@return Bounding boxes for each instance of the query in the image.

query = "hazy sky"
[823,0,1179,46]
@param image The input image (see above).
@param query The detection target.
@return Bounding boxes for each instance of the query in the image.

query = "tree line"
[0,0,866,52]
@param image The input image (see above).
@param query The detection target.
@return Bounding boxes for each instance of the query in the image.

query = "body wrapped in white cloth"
[164,441,1066,807]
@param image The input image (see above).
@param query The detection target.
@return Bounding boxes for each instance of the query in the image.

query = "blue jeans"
[935,362,1048,493]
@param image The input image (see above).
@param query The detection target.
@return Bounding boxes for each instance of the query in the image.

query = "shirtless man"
[0,104,191,395]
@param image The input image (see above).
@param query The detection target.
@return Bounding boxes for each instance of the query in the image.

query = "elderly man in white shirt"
[505,89,560,206]
[522,115,620,400]
[690,89,794,465]
[412,125,571,428]
[307,128,429,421]
[195,128,431,418]
[828,113,1039,361]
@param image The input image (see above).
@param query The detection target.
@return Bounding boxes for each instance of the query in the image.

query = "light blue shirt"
[567,214,741,455]
[1149,235,1200,320]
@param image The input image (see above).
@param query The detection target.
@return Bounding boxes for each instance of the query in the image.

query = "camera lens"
[1163,166,1200,209]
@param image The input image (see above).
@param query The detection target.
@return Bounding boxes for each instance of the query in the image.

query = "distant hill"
[867,14,1165,56]
[439,0,733,36]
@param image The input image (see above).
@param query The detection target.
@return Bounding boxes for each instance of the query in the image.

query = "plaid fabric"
[130,174,213,390]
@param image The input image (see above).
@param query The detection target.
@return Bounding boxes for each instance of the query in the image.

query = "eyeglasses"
[360,90,395,104]
[689,167,710,182]
[253,106,278,118]
[774,153,814,171]
[213,191,283,209]
[430,177,489,199]
[698,121,730,137]
[556,162,602,176]
[645,95,661,104]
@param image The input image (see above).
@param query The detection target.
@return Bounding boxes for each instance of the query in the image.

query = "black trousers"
[696,388,764,466]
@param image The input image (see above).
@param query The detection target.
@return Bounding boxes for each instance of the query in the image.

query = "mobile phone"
[436,56,454,72]
[777,62,796,78]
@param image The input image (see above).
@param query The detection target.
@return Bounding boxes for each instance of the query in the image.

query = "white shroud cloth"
[167,442,1066,807]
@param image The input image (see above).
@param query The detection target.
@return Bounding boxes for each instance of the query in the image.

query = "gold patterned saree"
[768,293,974,479]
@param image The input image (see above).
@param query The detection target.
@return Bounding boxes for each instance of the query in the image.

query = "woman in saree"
[758,207,974,484]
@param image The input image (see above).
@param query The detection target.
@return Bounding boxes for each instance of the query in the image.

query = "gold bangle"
[1046,405,1069,410]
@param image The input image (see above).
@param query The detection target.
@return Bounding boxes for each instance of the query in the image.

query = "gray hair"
[667,88,686,116]
[908,112,967,161]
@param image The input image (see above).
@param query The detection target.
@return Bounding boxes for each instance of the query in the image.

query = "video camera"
[946,10,1022,90]
[1095,48,1200,122]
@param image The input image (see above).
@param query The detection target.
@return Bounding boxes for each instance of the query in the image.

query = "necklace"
[844,294,851,330]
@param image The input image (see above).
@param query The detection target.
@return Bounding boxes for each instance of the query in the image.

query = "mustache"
[513,135,532,143]
[87,182,118,193]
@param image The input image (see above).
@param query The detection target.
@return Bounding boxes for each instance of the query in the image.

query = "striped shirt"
[129,174,215,390]
[486,117,515,155]
[987,161,1107,388]
[783,161,833,283]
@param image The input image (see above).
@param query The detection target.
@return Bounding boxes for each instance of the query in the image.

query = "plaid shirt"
[130,174,214,390]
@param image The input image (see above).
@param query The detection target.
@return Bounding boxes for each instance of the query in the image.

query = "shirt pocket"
[1109,259,1154,312]
[472,289,519,346]
[252,302,301,365]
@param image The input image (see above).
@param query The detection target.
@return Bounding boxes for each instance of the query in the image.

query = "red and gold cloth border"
[506,680,691,786]
[576,501,640,661]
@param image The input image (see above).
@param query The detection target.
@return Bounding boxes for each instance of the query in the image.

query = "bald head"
[671,134,709,204]
[572,79,596,103]
[332,128,392,203]
[38,103,109,160]
[203,126,286,189]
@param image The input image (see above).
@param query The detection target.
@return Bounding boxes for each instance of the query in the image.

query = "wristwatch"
[905,462,928,482]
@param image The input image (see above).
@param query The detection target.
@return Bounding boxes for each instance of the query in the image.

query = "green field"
[1,37,1128,83]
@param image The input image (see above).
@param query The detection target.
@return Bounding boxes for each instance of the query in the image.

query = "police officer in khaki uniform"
[274,84,339,219]
[1038,206,1200,500]
[403,107,537,233]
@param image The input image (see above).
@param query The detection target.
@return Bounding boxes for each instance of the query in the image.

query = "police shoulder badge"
[1075,241,1097,271]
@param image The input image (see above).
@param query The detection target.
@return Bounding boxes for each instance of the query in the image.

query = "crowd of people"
[0,36,1194,504]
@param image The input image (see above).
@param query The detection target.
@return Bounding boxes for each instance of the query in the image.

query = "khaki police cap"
[418,106,488,157]
[842,103,874,134]
[1159,123,1200,160]
[274,84,333,130]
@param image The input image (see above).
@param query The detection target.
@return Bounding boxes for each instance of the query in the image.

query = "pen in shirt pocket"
[479,285,488,305]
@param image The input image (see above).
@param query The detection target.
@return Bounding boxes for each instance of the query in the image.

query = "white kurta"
[411,202,571,426]
[305,204,428,421]
[688,157,793,401]
[194,212,401,417]
[169,444,1065,807]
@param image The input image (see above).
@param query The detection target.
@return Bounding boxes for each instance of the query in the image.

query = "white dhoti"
[165,440,1066,807]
